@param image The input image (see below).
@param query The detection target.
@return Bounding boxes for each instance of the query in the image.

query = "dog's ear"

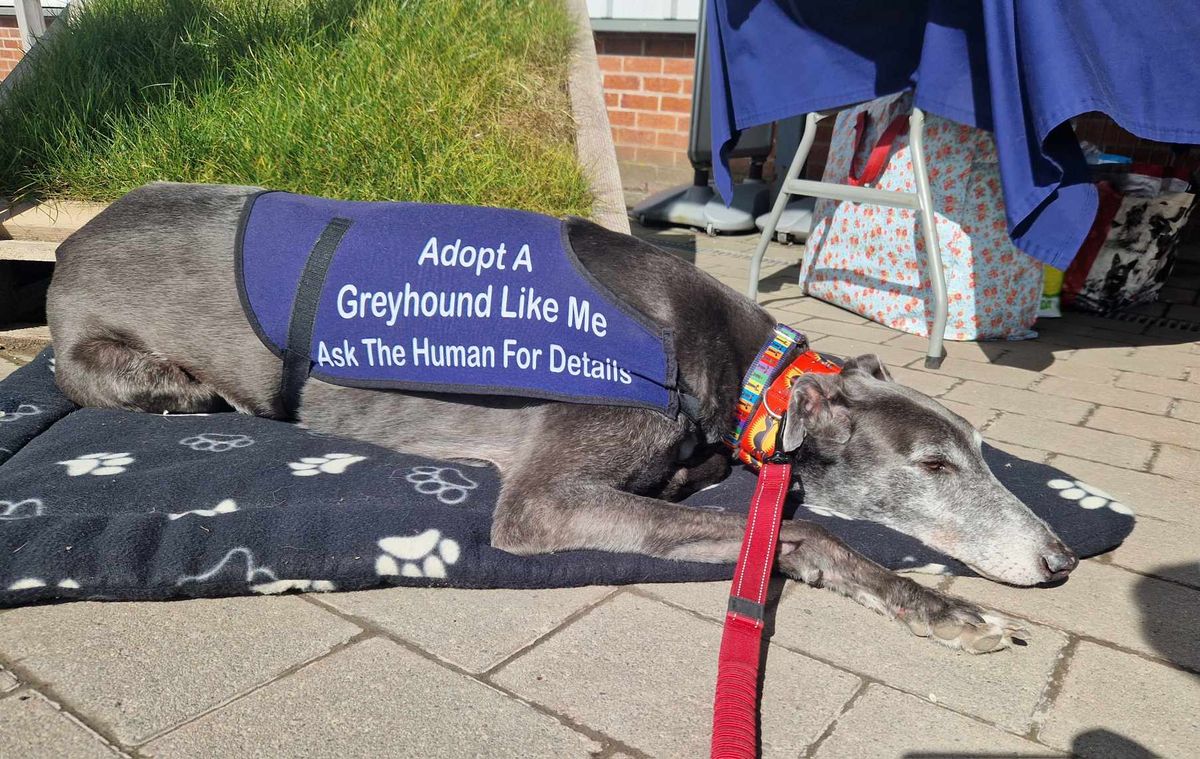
[841,353,892,382]
[782,373,852,451]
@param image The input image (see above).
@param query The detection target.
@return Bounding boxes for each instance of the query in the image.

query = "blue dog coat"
[236,191,683,417]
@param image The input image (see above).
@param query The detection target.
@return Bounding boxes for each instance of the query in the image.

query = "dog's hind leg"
[55,329,227,414]
[494,481,1025,654]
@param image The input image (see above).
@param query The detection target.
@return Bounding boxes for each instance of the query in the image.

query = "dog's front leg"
[493,481,1024,653]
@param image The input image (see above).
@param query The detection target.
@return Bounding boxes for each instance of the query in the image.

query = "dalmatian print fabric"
[0,350,1134,606]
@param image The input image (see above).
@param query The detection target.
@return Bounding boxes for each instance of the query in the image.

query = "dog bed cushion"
[0,350,1134,605]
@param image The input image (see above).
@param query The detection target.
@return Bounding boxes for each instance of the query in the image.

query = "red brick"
[623,56,664,74]
[662,57,694,75]
[636,147,683,165]
[681,78,694,96]
[614,127,657,147]
[660,96,691,113]
[676,115,692,132]
[656,131,689,149]
[620,93,659,110]
[597,55,623,72]
[644,76,681,94]
[608,109,636,127]
[615,145,639,162]
[603,73,640,91]
[636,112,677,130]
[604,92,619,107]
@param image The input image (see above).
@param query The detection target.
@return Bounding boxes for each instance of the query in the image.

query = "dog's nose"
[1040,542,1078,580]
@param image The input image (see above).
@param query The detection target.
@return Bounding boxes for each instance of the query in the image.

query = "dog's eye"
[919,459,948,473]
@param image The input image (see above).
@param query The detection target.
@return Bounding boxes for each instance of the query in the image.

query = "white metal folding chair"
[746,108,948,368]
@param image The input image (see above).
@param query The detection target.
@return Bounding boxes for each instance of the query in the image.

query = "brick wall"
[0,17,25,79]
[0,15,57,80]
[594,31,696,195]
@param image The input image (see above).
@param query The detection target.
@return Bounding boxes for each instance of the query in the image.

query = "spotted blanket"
[0,350,1134,605]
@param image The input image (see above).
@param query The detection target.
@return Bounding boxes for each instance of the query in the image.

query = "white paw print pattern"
[375,529,461,579]
[7,578,79,591]
[1047,479,1134,515]
[0,498,44,520]
[403,465,478,505]
[58,452,134,477]
[168,498,239,520]
[0,403,41,423]
[288,453,367,476]
[180,433,254,453]
[47,356,56,374]
[804,503,855,520]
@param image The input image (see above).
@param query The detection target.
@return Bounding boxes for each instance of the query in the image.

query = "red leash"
[710,457,792,759]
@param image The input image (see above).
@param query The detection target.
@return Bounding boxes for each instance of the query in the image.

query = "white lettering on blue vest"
[512,244,533,272]
[567,297,608,336]
[411,337,496,368]
[549,344,631,384]
[500,285,559,322]
[317,339,359,368]
[337,283,493,325]
[502,339,543,370]
[418,236,513,277]
[360,338,407,367]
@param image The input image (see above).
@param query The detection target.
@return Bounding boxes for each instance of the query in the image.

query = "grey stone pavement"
[1,228,1198,758]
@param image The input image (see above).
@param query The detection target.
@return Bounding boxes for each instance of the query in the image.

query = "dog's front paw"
[901,591,1028,654]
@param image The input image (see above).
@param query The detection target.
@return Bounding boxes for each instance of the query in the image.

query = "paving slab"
[887,332,1009,365]
[1038,642,1200,758]
[142,637,597,758]
[0,357,18,381]
[643,580,1068,734]
[1150,443,1200,484]
[1086,405,1200,449]
[904,357,1038,390]
[807,333,927,368]
[887,366,961,397]
[951,561,1200,671]
[812,685,1058,759]
[944,380,1093,424]
[492,592,861,757]
[1115,371,1200,402]
[318,585,614,673]
[934,399,996,430]
[1048,454,1199,525]
[0,691,122,759]
[986,413,1154,470]
[1105,517,1200,588]
[0,597,360,746]
[1171,398,1200,423]
[984,440,1053,463]
[1034,375,1172,416]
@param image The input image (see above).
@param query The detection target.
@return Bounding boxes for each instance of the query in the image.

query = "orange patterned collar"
[726,326,842,469]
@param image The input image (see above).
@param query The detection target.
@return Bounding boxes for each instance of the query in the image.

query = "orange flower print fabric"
[803,92,1042,342]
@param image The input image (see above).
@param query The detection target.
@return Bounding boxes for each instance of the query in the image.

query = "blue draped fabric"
[708,0,1200,268]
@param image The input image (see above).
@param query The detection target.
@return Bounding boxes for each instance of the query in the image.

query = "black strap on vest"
[279,217,352,418]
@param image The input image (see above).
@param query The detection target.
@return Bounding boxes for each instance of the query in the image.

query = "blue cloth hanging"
[707,0,1200,269]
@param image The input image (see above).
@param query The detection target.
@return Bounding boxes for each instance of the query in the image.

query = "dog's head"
[781,354,1076,586]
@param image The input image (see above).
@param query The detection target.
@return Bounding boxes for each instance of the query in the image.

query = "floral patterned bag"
[802,92,1043,341]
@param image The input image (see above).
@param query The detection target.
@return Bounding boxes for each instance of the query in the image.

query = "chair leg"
[746,112,819,301]
[908,107,948,369]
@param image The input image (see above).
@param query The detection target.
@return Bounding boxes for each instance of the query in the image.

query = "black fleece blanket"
[0,350,1134,605]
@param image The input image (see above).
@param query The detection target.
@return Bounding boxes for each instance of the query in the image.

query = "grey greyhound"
[47,182,1077,654]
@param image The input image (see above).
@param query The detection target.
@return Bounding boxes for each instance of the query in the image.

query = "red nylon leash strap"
[711,458,793,759]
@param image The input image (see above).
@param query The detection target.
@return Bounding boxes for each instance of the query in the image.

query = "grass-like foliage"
[0,0,592,216]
